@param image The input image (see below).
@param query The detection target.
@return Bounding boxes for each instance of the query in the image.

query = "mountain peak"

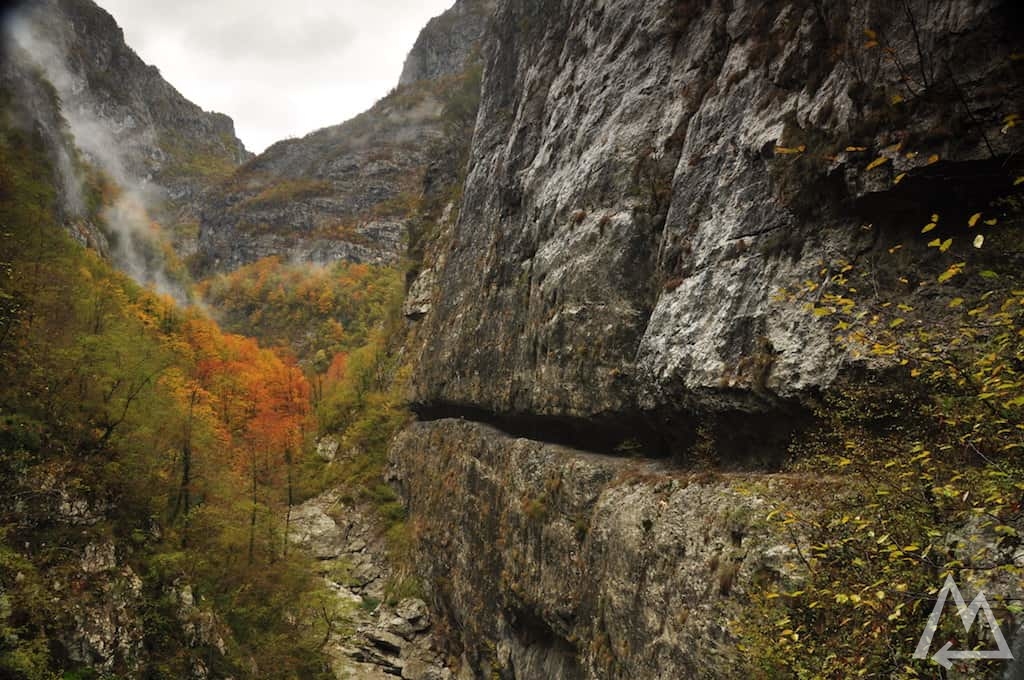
[398,0,495,86]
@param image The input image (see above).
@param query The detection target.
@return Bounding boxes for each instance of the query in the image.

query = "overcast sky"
[96,0,454,154]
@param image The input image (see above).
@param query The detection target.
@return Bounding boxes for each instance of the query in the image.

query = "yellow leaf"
[864,40,879,48]
[891,94,904,104]
[889,318,905,328]
[1015,176,1024,186]
[863,28,877,40]
[866,156,889,170]
[984,218,998,226]
[775,145,805,155]
[927,154,940,165]
[921,222,937,233]
[974,234,985,249]
[968,213,982,227]
[939,238,953,252]
[894,172,907,184]
[938,263,965,283]
[948,298,964,308]
[927,238,941,247]
[845,146,867,152]
[931,213,940,222]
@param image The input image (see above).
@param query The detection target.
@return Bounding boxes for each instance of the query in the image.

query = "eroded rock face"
[391,1,1023,677]
[66,566,145,673]
[390,419,811,679]
[408,0,1021,452]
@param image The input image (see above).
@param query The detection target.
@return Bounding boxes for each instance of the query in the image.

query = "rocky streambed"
[288,490,453,680]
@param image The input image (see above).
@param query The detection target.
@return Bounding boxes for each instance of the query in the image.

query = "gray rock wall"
[390,419,813,679]
[391,1,1023,677]
[408,0,1021,453]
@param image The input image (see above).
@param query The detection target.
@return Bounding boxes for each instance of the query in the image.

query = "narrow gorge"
[1,1,1023,679]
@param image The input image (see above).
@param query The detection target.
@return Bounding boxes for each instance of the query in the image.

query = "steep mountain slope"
[194,83,443,272]
[0,39,108,253]
[4,0,250,294]
[192,0,493,274]
[8,0,249,227]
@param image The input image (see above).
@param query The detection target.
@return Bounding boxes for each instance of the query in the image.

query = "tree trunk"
[171,390,197,535]
[283,447,293,557]
[249,447,257,565]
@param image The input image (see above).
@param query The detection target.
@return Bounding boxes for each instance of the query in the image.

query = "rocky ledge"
[388,418,827,679]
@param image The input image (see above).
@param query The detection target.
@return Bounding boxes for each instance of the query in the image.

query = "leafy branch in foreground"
[740,175,1023,676]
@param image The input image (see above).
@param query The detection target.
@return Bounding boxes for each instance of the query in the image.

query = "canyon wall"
[392,1,1023,677]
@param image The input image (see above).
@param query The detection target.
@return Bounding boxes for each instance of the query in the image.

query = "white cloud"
[96,0,455,153]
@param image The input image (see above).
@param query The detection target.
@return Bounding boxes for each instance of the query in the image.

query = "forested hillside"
[0,104,339,678]
[0,0,483,676]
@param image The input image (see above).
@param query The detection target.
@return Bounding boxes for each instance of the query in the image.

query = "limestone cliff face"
[407,0,1021,457]
[391,420,812,679]
[391,1,1023,677]
[399,0,495,86]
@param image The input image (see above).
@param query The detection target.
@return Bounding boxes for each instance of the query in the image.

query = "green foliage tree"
[0,115,333,678]
[199,256,402,375]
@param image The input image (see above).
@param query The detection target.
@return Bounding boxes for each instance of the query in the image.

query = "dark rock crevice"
[411,399,809,470]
